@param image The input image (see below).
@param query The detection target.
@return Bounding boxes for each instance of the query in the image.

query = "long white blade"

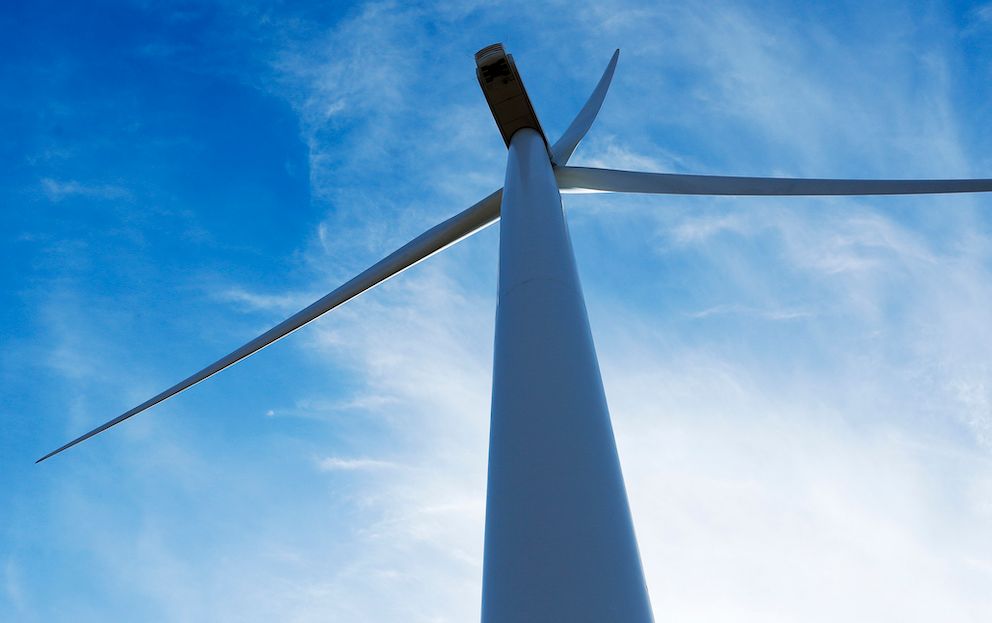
[550,50,620,165]
[556,166,992,196]
[37,190,502,463]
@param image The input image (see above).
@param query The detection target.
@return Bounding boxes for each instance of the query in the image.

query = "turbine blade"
[37,190,502,463]
[556,166,992,196]
[550,50,620,165]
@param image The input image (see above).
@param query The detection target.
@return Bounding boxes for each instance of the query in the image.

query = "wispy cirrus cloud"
[8,1,992,622]
[208,2,992,621]
[688,303,815,320]
[40,178,131,202]
[315,456,397,471]
[215,286,319,314]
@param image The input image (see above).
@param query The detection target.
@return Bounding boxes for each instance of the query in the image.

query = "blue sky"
[3,0,992,620]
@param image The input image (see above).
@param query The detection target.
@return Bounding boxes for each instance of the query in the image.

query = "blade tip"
[36,443,70,464]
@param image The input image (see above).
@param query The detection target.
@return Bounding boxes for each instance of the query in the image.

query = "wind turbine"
[38,44,992,621]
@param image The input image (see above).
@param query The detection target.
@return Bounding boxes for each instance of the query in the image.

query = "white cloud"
[315,456,397,471]
[667,212,755,244]
[573,135,681,172]
[215,286,318,314]
[40,178,130,202]
[688,303,815,320]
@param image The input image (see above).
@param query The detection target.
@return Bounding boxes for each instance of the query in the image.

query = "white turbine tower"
[39,45,992,621]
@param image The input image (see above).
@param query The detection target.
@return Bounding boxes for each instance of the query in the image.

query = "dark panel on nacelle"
[475,44,547,148]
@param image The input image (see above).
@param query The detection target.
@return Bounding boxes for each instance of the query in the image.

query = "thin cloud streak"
[40,178,131,202]
[316,457,397,471]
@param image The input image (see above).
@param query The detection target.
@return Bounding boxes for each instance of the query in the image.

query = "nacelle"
[475,44,547,148]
